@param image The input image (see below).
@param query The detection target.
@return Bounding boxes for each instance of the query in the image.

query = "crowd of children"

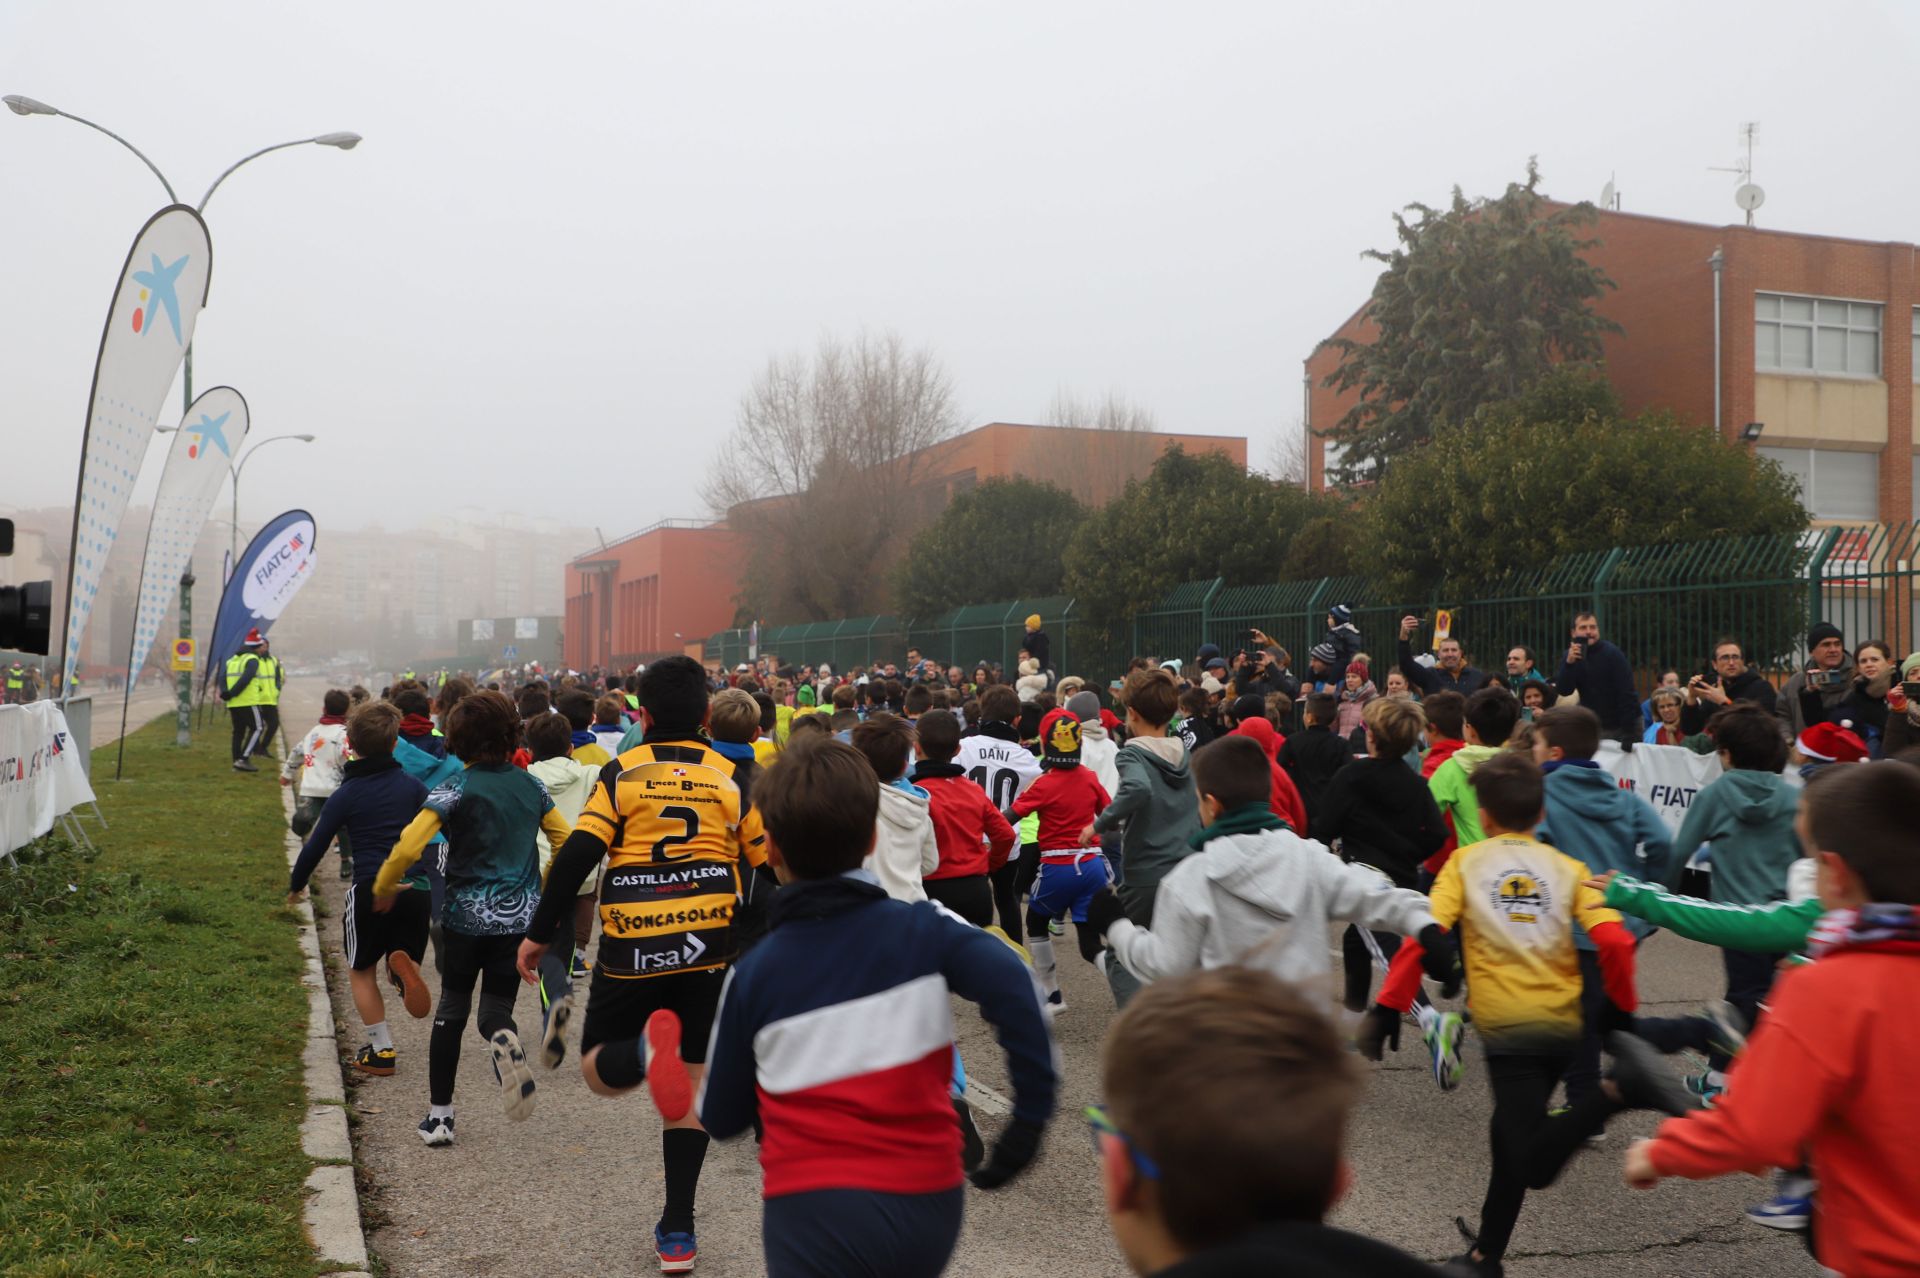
[272,619,1920,1277]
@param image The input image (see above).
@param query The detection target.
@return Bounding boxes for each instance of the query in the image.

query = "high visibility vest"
[225,654,281,708]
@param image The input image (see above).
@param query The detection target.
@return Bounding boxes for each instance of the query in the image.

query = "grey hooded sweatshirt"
[1107,828,1436,985]
[1092,734,1199,894]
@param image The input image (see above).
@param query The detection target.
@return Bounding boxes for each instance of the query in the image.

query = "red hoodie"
[1419,736,1466,874]
[911,762,1017,879]
[1645,938,1920,1277]
[1230,719,1309,836]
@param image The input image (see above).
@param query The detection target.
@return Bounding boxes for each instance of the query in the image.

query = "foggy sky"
[5,1,1919,545]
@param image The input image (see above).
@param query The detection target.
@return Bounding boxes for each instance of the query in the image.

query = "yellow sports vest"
[225,654,281,708]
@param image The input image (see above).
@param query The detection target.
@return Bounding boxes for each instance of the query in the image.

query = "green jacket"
[1604,870,1820,956]
[1664,768,1799,906]
[1092,735,1199,893]
[1428,743,1502,847]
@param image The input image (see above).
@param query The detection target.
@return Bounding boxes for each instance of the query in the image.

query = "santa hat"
[243,628,266,648]
[1039,709,1083,767]
[1796,720,1868,764]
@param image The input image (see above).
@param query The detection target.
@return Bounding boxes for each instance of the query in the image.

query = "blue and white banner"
[125,386,250,682]
[203,510,318,688]
[59,205,213,690]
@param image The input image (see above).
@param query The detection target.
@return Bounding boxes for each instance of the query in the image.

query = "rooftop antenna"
[1710,122,1764,227]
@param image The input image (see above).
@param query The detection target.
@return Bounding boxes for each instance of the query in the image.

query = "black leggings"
[923,875,993,928]
[989,844,1040,944]
[1475,1051,1617,1261]
[430,930,522,1106]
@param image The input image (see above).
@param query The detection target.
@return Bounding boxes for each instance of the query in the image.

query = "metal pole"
[176,568,193,746]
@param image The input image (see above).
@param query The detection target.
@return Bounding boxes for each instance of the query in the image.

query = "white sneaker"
[490,1029,537,1121]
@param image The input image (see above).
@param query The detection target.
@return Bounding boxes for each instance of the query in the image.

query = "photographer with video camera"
[0,518,55,675]
[1778,622,1855,741]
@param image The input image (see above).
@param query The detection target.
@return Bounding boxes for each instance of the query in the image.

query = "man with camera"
[1778,623,1854,741]
[1679,637,1777,736]
[1552,611,1642,745]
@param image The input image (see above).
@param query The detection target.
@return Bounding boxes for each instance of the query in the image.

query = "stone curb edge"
[281,782,371,1274]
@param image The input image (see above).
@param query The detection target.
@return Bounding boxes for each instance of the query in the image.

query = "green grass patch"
[0,719,315,1277]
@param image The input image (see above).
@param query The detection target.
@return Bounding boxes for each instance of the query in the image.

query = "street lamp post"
[6,94,355,749]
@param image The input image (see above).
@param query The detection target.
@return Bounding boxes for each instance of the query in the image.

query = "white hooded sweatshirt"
[866,779,940,903]
[1107,826,1435,987]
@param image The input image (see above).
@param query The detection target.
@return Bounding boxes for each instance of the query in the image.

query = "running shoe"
[645,1009,693,1122]
[1703,1001,1750,1058]
[540,990,573,1071]
[417,1113,455,1147]
[1745,1193,1811,1231]
[1606,1032,1702,1117]
[1684,1069,1727,1107]
[569,952,592,981]
[954,1095,984,1172]
[387,951,431,1019]
[353,1044,397,1076]
[1424,1011,1465,1091]
[655,1225,697,1273]
[489,1029,537,1122]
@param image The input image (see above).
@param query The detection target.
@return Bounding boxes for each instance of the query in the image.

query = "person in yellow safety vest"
[222,629,284,772]
[4,661,36,704]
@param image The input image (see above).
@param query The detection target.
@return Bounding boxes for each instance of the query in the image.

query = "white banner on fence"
[1600,742,1724,836]
[0,703,99,858]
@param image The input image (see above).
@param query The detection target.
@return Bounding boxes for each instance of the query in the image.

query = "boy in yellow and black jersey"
[516,655,763,1272]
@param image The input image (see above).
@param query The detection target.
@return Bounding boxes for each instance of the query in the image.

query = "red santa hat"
[1796,720,1868,764]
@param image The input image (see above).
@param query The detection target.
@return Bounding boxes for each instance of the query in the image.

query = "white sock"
[367,1021,393,1051]
[1027,937,1058,991]
[429,1102,454,1120]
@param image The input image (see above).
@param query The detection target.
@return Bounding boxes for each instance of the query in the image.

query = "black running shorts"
[345,882,430,973]
[580,965,725,1063]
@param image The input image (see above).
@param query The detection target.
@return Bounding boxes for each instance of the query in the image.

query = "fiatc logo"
[1490,870,1551,926]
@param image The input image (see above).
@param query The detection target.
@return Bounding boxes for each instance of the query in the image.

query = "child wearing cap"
[1008,708,1113,1011]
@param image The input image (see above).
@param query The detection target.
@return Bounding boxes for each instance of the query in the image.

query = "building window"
[1757,446,1879,520]
[1755,294,1881,377]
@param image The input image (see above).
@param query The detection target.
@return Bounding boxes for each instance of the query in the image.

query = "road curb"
[282,783,372,1274]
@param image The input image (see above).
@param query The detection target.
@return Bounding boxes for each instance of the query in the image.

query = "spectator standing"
[1552,612,1642,744]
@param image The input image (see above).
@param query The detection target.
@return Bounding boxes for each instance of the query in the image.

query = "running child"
[287,699,432,1076]
[646,736,1058,1278]
[515,656,766,1273]
[284,688,354,881]
[1011,708,1112,1010]
[1361,753,1697,1276]
[373,690,572,1146]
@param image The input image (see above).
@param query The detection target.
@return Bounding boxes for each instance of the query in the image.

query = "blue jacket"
[290,756,428,892]
[1536,759,1673,948]
[699,873,1056,1196]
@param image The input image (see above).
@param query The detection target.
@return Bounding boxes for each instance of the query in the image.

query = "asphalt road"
[274,688,1819,1278]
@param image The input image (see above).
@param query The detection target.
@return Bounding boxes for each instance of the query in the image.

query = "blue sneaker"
[1746,1192,1811,1230]
[655,1225,697,1273]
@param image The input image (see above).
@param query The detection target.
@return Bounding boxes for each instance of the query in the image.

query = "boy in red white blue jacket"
[640,736,1058,1278]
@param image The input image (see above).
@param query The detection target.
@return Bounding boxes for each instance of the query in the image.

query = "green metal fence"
[707,523,1920,694]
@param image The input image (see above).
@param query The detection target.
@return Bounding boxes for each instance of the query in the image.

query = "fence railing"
[705,522,1920,694]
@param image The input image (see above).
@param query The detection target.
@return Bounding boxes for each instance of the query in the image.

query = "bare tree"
[1041,388,1166,506]
[1266,420,1311,487]
[705,331,961,622]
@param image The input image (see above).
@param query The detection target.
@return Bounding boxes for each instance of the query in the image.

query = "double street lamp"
[8,93,356,746]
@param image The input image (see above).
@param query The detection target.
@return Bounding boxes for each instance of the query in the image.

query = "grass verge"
[0,717,315,1276]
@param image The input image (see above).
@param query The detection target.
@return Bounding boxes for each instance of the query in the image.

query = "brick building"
[562,421,1247,669]
[1305,205,1918,526]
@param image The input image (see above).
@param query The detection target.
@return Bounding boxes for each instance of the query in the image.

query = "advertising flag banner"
[125,386,249,683]
[202,510,318,688]
[59,205,213,690]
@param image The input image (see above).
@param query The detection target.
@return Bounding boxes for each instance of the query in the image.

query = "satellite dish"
[1600,179,1616,209]
[1735,183,1766,212]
